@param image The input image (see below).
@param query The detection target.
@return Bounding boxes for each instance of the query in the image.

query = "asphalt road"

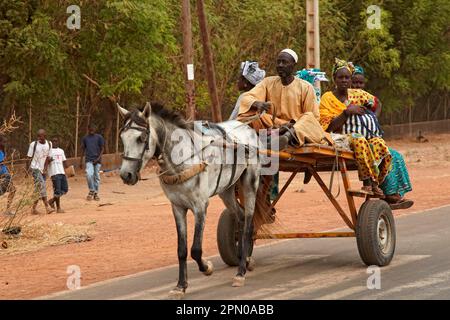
[41,205,450,300]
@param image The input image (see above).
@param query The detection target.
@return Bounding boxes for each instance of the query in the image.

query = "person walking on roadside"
[27,129,54,214]
[79,124,104,201]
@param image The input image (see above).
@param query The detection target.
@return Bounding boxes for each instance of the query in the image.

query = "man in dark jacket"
[80,124,104,201]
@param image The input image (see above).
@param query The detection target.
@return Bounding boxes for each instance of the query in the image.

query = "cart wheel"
[217,209,254,267]
[356,200,396,266]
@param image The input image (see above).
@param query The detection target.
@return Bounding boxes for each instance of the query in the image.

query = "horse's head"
[117,102,158,185]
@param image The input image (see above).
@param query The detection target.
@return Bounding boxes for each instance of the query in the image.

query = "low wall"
[65,153,123,173]
[383,119,450,139]
[8,153,125,177]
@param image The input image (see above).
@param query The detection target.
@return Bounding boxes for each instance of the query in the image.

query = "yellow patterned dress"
[320,89,392,184]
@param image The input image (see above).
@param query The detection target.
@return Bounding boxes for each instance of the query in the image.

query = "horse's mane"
[151,102,193,130]
[128,102,193,130]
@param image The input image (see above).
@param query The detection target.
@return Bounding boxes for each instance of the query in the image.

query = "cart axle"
[256,232,356,239]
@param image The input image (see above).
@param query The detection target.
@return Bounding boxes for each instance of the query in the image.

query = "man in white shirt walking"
[48,137,69,213]
[27,129,54,214]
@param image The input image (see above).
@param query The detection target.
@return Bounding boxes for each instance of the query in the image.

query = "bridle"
[120,119,151,172]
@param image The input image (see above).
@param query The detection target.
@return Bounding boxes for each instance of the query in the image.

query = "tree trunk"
[102,99,115,154]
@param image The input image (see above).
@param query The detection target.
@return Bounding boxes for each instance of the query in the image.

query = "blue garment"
[270,172,279,201]
[52,174,69,197]
[82,134,105,163]
[0,150,8,175]
[85,162,101,193]
[380,148,412,197]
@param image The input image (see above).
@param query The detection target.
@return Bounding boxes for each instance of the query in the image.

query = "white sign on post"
[187,64,195,81]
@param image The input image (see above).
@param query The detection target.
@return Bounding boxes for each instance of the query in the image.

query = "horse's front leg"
[191,205,214,276]
[169,204,188,299]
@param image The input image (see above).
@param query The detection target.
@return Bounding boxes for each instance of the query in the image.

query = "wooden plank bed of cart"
[216,144,396,268]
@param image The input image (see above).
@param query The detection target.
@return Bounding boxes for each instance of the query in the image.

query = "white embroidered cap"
[280,48,299,63]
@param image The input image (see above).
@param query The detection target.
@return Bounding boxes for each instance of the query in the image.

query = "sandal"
[390,199,414,210]
[385,194,402,204]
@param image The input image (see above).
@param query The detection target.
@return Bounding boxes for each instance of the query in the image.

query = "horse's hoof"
[232,276,245,287]
[203,260,214,276]
[246,257,256,271]
[168,287,185,300]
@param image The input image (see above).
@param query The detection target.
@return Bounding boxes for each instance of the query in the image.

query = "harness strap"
[209,123,240,195]
[158,162,207,185]
[213,162,223,195]
[227,141,239,188]
[121,121,150,172]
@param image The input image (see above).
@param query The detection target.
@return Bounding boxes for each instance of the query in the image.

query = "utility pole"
[196,0,222,122]
[181,0,196,120]
[306,0,320,69]
[75,93,80,157]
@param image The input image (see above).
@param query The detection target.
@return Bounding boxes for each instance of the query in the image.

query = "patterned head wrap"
[332,58,355,77]
[353,65,365,76]
[240,61,266,86]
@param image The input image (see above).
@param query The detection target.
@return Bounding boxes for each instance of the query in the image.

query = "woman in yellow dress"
[320,59,392,196]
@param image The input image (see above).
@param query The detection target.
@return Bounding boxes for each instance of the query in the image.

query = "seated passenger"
[351,65,413,209]
[229,61,265,120]
[320,58,392,196]
[237,48,329,150]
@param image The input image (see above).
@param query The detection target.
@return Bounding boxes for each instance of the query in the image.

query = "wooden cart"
[217,144,396,268]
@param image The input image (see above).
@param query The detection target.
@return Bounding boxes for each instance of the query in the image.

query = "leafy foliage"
[0,0,449,156]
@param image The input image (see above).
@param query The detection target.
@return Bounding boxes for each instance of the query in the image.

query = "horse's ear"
[117,103,130,118]
[142,102,152,118]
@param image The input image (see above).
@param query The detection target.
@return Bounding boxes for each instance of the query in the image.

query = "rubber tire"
[217,209,254,267]
[356,200,396,266]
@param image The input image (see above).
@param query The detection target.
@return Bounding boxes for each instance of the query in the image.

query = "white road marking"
[368,269,450,300]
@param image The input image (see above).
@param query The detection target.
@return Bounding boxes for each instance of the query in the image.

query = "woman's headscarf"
[353,65,365,76]
[332,58,355,77]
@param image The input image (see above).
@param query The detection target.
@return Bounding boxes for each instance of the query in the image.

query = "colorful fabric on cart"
[296,69,329,85]
[380,148,412,197]
[296,69,329,103]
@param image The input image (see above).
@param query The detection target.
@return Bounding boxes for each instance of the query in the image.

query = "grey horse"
[117,102,261,299]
